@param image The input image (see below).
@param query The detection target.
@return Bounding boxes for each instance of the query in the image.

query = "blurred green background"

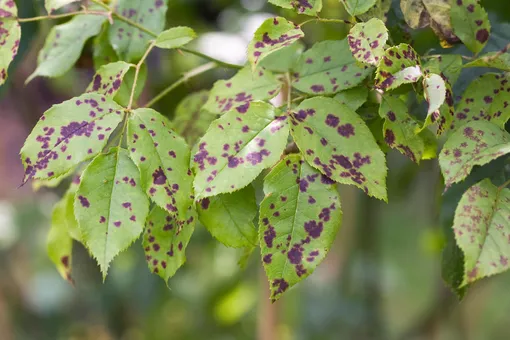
[1,0,510,339]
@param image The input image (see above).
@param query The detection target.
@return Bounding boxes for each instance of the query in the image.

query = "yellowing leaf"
[268,0,322,15]
[0,0,20,86]
[375,44,422,90]
[450,0,491,54]
[348,18,388,65]
[86,61,133,98]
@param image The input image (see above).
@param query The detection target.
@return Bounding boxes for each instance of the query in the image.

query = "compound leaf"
[174,91,216,146]
[450,0,490,54]
[268,0,322,15]
[0,0,21,86]
[348,18,388,65]
[341,0,377,16]
[375,43,422,90]
[155,26,196,49]
[86,61,133,98]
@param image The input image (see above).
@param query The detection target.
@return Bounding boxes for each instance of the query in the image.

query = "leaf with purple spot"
[109,0,169,62]
[259,154,342,301]
[259,41,304,73]
[290,96,387,201]
[202,66,282,115]
[341,0,376,16]
[248,16,304,71]
[292,39,372,95]
[86,61,133,98]
[375,44,422,91]
[74,148,149,279]
[174,91,217,146]
[155,26,196,49]
[450,0,490,54]
[193,101,289,199]
[439,121,510,189]
[0,0,20,86]
[465,51,510,71]
[333,87,369,111]
[27,14,107,83]
[197,185,258,248]
[127,108,194,219]
[348,18,388,65]
[268,0,322,16]
[44,0,79,13]
[452,73,510,131]
[20,93,124,184]
[452,179,510,286]
[143,205,195,284]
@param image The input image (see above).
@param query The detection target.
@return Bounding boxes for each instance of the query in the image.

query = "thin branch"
[17,10,110,22]
[143,61,217,108]
[499,179,510,190]
[299,17,352,28]
[128,41,156,110]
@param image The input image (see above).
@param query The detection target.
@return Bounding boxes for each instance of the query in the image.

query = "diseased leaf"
[193,101,289,199]
[248,17,304,71]
[109,0,169,62]
[197,185,257,248]
[74,148,149,279]
[439,121,510,189]
[290,97,387,200]
[453,179,510,286]
[155,26,196,49]
[143,205,196,284]
[44,0,79,13]
[375,43,422,90]
[0,0,21,86]
[450,0,490,54]
[174,91,216,146]
[86,61,133,98]
[127,108,194,219]
[259,41,304,73]
[27,14,107,82]
[333,87,369,111]
[48,196,74,283]
[203,67,281,115]
[380,95,425,163]
[341,0,377,16]
[114,64,147,107]
[358,0,391,23]
[348,18,388,66]
[21,94,124,183]
[268,0,322,15]
[452,73,510,131]
[292,39,372,95]
[260,154,342,301]
[423,54,463,86]
[423,73,446,116]
[465,51,510,71]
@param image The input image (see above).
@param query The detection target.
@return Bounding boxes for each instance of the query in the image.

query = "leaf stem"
[143,61,217,108]
[285,72,292,112]
[128,41,156,110]
[499,179,510,190]
[299,17,352,28]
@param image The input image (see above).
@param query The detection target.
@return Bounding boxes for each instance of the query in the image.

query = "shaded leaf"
[464,51,510,71]
[112,63,147,107]
[62,174,83,242]
[423,73,446,116]
[0,0,20,86]
[127,108,194,219]
[268,0,322,15]
[439,121,510,189]
[348,18,388,65]
[86,61,133,98]
[143,205,196,284]
[48,196,74,283]
[423,54,463,86]
[109,0,169,62]
[358,0,392,23]
[155,26,196,49]
[248,17,304,71]
[292,39,372,95]
[453,179,510,286]
[341,0,377,16]
[21,94,124,183]
[174,91,216,146]
[93,25,119,69]
[193,101,289,199]
[27,14,107,82]
[259,41,304,73]
[260,154,342,301]
[450,0,491,54]
[333,86,369,111]
[290,97,387,200]
[44,0,79,13]
[375,43,422,90]
[74,148,149,279]
[203,67,281,115]
[197,185,257,248]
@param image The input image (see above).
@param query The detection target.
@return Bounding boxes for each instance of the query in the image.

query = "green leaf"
[143,205,196,284]
[174,91,216,146]
[155,26,196,49]
[452,73,510,131]
[439,121,510,189]
[193,101,289,199]
[423,54,463,86]
[450,0,490,54]
[423,73,446,117]
[0,0,21,86]
[380,95,425,163]
[358,0,391,23]
[93,25,119,69]
[268,0,322,15]
[61,175,83,242]
[74,148,149,279]
[464,51,510,71]
[248,17,304,71]
[112,63,147,107]
[259,41,304,73]
[333,86,369,111]
[290,97,387,200]
[27,14,107,82]
[202,67,281,115]
[375,44,422,90]
[348,18,388,65]
[109,0,169,62]
[127,108,194,219]
[341,0,377,16]
[44,0,79,13]
[292,39,372,95]
[20,93,124,183]
[197,185,258,248]
[259,154,342,301]
[48,196,74,284]
[453,179,510,286]
[86,61,133,98]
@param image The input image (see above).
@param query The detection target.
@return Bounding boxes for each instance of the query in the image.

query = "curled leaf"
[375,43,422,90]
